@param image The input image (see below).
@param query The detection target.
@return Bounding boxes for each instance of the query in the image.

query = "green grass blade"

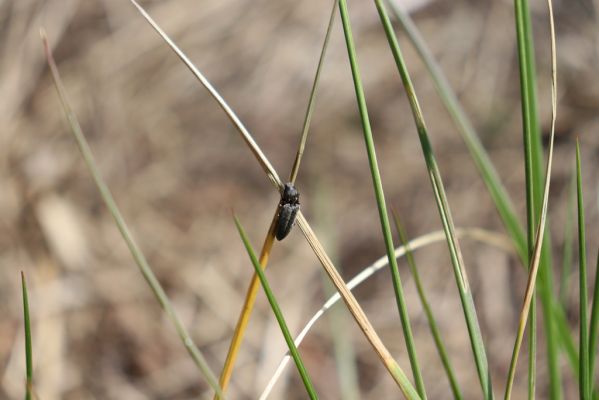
[338,1,426,397]
[233,216,318,400]
[576,141,591,400]
[41,32,225,399]
[589,249,599,393]
[503,104,556,399]
[514,0,561,395]
[21,272,33,400]
[372,1,493,398]
[392,212,463,400]
[504,1,558,396]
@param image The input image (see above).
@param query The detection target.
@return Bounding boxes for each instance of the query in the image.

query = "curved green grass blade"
[392,212,463,400]
[372,1,493,398]
[576,141,591,400]
[41,32,225,399]
[233,216,318,400]
[338,1,425,397]
[21,272,33,400]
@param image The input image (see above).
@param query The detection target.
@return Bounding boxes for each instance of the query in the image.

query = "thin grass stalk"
[129,2,420,395]
[215,2,336,394]
[21,272,33,400]
[234,216,318,399]
[129,0,282,189]
[514,0,561,395]
[373,1,493,398]
[337,1,426,396]
[392,212,463,400]
[503,110,556,400]
[260,227,512,400]
[576,141,590,400]
[289,0,337,184]
[515,0,541,392]
[503,0,557,397]
[589,249,599,394]
[296,213,421,399]
[41,32,225,398]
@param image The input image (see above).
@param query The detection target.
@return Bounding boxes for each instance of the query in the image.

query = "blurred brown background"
[1,0,598,398]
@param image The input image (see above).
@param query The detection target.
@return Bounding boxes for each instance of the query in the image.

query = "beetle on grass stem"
[276,183,300,241]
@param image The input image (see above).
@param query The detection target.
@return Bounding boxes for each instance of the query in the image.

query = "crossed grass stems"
[40,0,598,398]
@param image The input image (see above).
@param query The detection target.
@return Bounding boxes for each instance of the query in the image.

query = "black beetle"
[275,183,300,240]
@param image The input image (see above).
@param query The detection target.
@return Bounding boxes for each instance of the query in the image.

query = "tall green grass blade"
[576,141,590,400]
[589,249,599,394]
[41,32,225,399]
[21,272,33,400]
[338,1,426,397]
[373,1,493,398]
[514,0,561,396]
[392,212,463,400]
[504,1,558,397]
[233,216,318,400]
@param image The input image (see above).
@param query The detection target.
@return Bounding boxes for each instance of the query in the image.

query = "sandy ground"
[1,0,598,398]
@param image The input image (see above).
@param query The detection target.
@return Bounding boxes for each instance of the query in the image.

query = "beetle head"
[282,182,299,204]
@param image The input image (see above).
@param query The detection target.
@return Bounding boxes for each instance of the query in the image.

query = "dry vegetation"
[1,0,598,398]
